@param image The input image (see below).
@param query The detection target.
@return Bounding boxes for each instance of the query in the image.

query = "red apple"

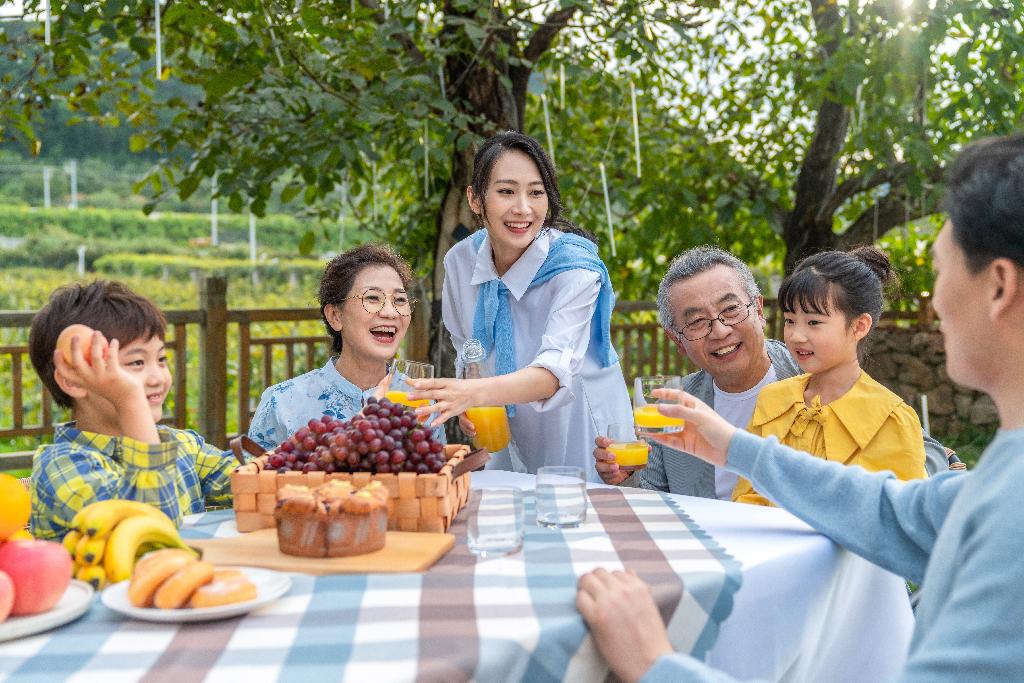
[0,540,72,616]
[0,570,13,623]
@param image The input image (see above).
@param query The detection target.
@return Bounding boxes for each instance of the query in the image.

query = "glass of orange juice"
[386,360,434,408]
[606,422,648,471]
[633,376,685,435]
[466,406,511,453]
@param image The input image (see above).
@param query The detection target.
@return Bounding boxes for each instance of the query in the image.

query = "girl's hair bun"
[847,245,895,288]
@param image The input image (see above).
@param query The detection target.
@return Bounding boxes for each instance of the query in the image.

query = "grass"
[934,425,997,469]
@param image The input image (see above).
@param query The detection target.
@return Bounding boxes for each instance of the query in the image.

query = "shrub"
[0,204,317,253]
[93,253,325,287]
[0,226,182,269]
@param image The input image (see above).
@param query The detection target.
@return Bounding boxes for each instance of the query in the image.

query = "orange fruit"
[0,474,31,541]
[56,324,108,366]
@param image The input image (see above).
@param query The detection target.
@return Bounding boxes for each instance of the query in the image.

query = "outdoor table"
[0,471,913,682]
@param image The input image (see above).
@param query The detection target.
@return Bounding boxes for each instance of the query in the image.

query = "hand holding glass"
[606,422,648,471]
[633,376,685,435]
[466,407,511,452]
[387,360,433,408]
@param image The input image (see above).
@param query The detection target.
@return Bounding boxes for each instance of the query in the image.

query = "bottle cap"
[462,338,485,364]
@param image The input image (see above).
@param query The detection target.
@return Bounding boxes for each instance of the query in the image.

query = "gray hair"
[656,246,761,336]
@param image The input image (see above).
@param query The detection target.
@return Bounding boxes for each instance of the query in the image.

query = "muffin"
[274,480,389,558]
[273,484,327,558]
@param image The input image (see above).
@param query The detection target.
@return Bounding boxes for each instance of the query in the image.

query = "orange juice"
[633,404,685,431]
[386,390,429,408]
[466,406,511,452]
[608,441,648,469]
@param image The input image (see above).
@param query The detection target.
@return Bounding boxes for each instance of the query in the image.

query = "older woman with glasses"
[248,243,444,450]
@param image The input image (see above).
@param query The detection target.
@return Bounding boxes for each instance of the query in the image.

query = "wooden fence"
[0,277,934,470]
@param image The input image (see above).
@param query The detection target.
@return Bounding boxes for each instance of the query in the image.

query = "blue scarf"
[470,229,618,415]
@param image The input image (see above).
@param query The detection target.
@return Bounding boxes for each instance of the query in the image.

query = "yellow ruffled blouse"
[732,371,927,506]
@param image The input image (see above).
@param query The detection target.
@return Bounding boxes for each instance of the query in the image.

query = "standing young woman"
[410,131,632,481]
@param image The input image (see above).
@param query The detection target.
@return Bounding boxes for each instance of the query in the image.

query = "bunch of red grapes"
[266,397,446,475]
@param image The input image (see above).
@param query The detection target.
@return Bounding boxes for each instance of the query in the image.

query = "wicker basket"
[229,441,486,533]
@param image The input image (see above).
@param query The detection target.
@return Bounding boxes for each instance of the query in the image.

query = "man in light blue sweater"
[578,135,1024,682]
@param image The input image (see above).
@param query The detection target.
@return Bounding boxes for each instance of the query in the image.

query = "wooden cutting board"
[190,529,455,575]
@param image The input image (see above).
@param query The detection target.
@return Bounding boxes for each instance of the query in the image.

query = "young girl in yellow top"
[732,246,927,506]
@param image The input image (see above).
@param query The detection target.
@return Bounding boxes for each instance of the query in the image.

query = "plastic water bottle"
[460,339,512,453]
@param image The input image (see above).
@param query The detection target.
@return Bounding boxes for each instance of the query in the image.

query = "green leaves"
[128,36,150,58]
[128,134,149,153]
[202,67,260,99]
[4,0,1021,291]
[280,182,303,205]
[298,230,316,256]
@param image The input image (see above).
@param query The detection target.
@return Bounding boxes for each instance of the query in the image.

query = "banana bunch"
[64,500,196,589]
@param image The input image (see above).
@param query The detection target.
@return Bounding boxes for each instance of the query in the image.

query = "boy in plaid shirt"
[27,281,235,541]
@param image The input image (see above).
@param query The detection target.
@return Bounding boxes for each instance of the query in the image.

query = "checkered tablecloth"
[0,488,741,682]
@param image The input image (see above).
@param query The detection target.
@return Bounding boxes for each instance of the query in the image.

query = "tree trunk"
[781,97,850,273]
[430,143,477,380]
[428,25,524,377]
[781,0,850,273]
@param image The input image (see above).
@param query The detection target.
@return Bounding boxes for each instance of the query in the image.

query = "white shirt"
[711,366,777,500]
[442,229,633,482]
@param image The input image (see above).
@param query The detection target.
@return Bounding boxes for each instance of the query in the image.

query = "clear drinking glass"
[535,466,587,528]
[632,375,685,436]
[386,359,434,408]
[606,422,648,471]
[467,488,525,557]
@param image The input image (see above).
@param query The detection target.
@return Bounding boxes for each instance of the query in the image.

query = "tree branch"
[523,7,578,64]
[280,43,357,106]
[837,182,941,249]
[819,162,912,219]
[507,5,578,129]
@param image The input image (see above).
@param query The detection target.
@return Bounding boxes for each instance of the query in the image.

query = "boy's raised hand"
[54,331,159,443]
[55,332,141,403]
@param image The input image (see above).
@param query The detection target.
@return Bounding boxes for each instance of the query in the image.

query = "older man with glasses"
[594,246,949,499]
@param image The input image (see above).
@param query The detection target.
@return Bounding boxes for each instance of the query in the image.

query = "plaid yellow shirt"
[30,422,235,541]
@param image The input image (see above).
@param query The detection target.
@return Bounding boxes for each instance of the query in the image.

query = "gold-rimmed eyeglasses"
[676,300,755,341]
[341,288,417,316]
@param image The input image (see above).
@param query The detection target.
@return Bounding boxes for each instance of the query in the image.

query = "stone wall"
[863,327,998,437]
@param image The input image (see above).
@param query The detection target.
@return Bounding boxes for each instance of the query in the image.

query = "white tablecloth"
[473,471,914,682]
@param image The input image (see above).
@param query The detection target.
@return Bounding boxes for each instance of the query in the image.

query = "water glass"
[535,466,587,528]
[387,359,434,408]
[606,422,648,471]
[467,488,525,557]
[633,375,685,435]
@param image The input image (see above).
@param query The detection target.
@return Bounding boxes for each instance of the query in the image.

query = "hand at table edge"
[577,568,674,683]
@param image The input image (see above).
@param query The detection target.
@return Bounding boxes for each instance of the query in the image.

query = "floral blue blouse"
[248,358,446,449]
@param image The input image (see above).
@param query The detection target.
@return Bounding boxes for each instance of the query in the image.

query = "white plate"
[101,566,291,623]
[0,580,94,643]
